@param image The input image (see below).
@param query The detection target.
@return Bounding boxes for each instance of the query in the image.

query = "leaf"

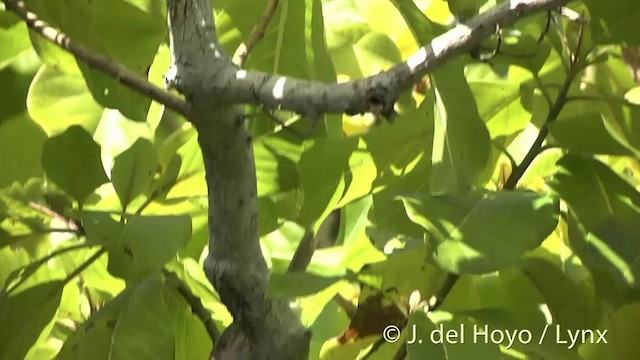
[110,274,176,360]
[583,1,640,45]
[221,0,341,137]
[82,211,125,246]
[549,154,640,229]
[174,295,212,360]
[254,135,302,196]
[430,59,491,192]
[107,214,191,280]
[267,272,344,298]
[111,138,158,209]
[41,126,109,205]
[27,0,166,120]
[0,13,31,70]
[406,311,446,359]
[548,112,632,155]
[400,190,560,274]
[519,257,601,332]
[549,155,640,294]
[298,137,357,228]
[56,286,130,360]
[0,281,63,360]
[27,65,104,136]
[93,109,155,176]
[0,114,47,188]
[609,303,640,359]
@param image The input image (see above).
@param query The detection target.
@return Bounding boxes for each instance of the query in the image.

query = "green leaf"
[174,295,212,360]
[107,215,191,280]
[110,274,176,360]
[549,154,640,229]
[400,190,560,274]
[0,13,31,70]
[267,272,344,298]
[0,114,47,188]
[41,126,108,205]
[609,303,640,359]
[322,0,369,51]
[0,281,63,360]
[56,285,130,360]
[298,137,357,228]
[254,135,302,196]
[93,109,155,173]
[548,112,632,155]
[390,0,444,44]
[111,138,158,210]
[430,59,491,192]
[584,1,640,45]
[82,211,125,246]
[222,0,341,137]
[27,0,166,120]
[549,155,640,294]
[27,65,104,136]
[406,311,447,359]
[519,257,601,332]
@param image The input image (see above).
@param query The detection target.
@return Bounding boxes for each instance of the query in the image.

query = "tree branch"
[1,0,188,116]
[215,0,570,120]
[232,0,280,67]
[166,1,309,359]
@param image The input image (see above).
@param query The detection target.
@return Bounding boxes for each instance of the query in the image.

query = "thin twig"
[28,201,80,232]
[1,0,188,116]
[60,248,106,287]
[5,243,91,294]
[261,109,305,138]
[232,0,280,67]
[532,73,554,109]
[503,70,575,189]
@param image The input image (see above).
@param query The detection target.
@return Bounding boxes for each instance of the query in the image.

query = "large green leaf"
[57,274,185,360]
[298,137,357,228]
[430,59,491,192]
[549,155,640,229]
[609,303,640,359]
[56,285,130,360]
[109,274,176,360]
[27,0,166,120]
[0,114,46,188]
[254,135,302,197]
[107,214,191,280]
[41,126,109,205]
[584,1,640,45]
[549,155,640,295]
[519,257,601,332]
[111,138,158,210]
[548,112,633,155]
[0,281,63,360]
[0,12,31,70]
[267,272,344,298]
[27,65,104,136]
[400,190,560,274]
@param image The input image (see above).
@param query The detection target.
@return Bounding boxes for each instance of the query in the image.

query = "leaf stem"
[60,248,106,287]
